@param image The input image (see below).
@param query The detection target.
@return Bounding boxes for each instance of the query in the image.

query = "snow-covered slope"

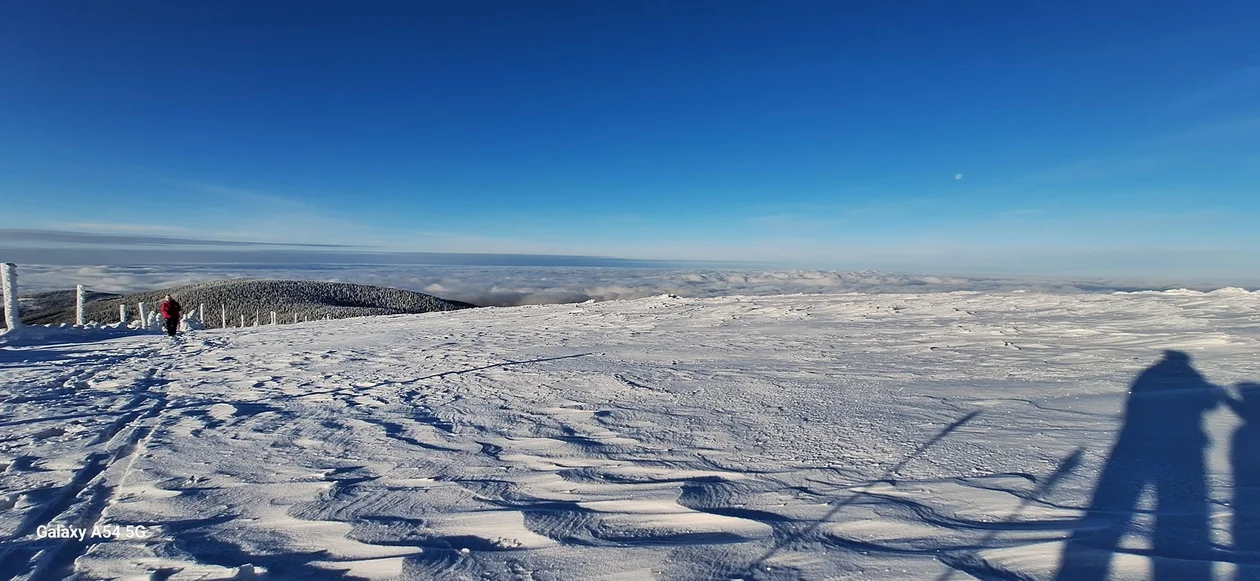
[2,289,1259,580]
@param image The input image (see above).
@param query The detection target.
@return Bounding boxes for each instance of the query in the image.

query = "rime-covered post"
[270,311,277,325]
[221,305,227,329]
[294,313,298,324]
[240,314,245,328]
[199,303,205,324]
[120,304,127,324]
[2,263,21,330]
[75,285,86,326]
[138,302,148,327]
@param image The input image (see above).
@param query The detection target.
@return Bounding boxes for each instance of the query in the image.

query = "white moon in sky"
[955,173,963,180]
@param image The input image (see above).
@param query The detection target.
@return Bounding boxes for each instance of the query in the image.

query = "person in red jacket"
[160,295,182,336]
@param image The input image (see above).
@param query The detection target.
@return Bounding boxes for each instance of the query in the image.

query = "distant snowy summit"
[8,279,477,329]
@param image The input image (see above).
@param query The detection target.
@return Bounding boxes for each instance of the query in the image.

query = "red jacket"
[161,299,181,319]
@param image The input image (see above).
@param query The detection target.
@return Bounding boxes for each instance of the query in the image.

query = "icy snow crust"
[1,290,1258,580]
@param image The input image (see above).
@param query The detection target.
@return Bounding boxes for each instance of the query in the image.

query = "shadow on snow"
[1055,350,1259,580]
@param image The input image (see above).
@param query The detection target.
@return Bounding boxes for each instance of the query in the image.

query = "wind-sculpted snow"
[1,290,1259,579]
[13,279,476,328]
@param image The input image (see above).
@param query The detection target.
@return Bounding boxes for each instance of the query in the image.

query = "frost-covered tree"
[75,285,86,326]
[1,263,20,331]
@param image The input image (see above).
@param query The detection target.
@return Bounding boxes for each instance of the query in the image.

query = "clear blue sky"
[1,1,1257,281]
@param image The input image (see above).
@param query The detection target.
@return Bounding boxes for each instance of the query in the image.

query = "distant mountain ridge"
[6,279,477,328]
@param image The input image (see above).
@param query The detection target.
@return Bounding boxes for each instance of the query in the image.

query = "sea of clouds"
[6,264,1238,307]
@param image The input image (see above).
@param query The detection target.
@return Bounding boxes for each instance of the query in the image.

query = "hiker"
[160,295,182,336]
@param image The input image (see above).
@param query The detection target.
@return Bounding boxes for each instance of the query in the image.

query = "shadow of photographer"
[1055,350,1248,581]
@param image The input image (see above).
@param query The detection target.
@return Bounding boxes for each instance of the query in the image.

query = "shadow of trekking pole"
[743,409,983,576]
[936,447,1085,580]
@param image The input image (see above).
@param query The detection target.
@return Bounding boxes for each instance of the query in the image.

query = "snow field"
[1,289,1258,580]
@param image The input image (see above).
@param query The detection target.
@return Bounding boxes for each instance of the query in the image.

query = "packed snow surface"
[2,289,1259,580]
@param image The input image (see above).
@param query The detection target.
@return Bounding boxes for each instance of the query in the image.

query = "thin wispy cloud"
[162,179,598,255]
[746,213,841,232]
[56,222,194,234]
[1164,112,1260,142]
[0,246,711,270]
[975,66,1260,196]
[993,209,1045,217]
[1167,64,1260,113]
[0,228,363,249]
[166,180,401,247]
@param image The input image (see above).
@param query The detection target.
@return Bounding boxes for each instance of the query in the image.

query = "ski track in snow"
[2,290,1259,580]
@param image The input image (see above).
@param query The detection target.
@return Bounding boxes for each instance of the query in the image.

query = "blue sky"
[1,1,1257,281]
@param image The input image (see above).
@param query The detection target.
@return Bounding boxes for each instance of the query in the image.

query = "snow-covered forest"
[2,279,475,330]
